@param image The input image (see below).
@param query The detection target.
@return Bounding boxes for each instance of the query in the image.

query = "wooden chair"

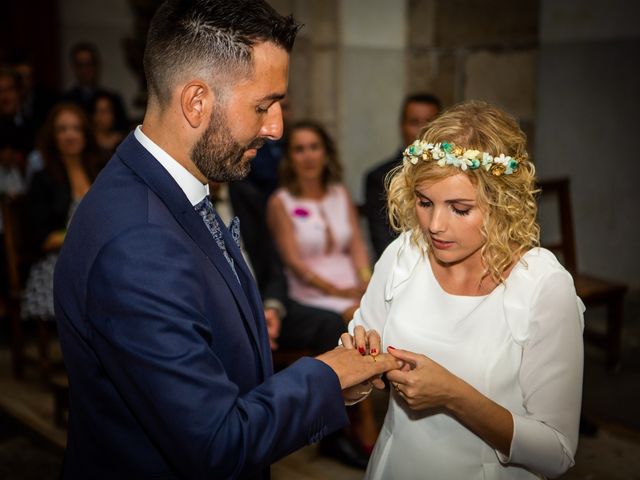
[1,194,61,381]
[537,178,628,370]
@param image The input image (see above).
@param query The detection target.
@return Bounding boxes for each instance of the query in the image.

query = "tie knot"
[194,196,215,218]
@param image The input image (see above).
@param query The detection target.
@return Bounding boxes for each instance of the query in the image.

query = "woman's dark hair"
[279,120,343,196]
[38,102,104,183]
[89,91,130,134]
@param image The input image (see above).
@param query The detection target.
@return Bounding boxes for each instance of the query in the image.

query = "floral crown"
[403,140,522,176]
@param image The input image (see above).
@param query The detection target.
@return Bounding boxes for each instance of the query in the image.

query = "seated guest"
[267,120,371,323]
[267,121,378,462]
[61,42,128,125]
[210,179,347,354]
[0,67,35,153]
[21,103,104,319]
[211,179,372,468]
[363,93,440,258]
[0,123,28,199]
[0,125,29,299]
[9,50,59,132]
[89,91,128,157]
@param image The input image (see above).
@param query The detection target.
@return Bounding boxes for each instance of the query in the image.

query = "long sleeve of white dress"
[498,268,584,478]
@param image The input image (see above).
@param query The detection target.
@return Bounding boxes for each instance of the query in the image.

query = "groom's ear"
[181,80,212,129]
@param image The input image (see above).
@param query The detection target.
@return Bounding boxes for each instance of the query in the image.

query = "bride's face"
[414,173,485,266]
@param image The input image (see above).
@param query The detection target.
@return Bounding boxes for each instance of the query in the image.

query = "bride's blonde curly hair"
[387,100,540,284]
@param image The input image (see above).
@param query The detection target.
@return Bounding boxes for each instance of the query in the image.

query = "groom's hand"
[316,348,402,390]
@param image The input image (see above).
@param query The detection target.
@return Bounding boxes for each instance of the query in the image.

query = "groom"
[54,1,396,478]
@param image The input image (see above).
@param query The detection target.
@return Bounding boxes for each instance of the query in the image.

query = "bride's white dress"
[349,232,584,479]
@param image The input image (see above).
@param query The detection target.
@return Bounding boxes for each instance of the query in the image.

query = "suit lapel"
[115,134,266,368]
[216,219,272,376]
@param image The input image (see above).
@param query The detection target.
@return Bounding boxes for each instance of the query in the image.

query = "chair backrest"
[537,178,577,275]
[1,194,35,298]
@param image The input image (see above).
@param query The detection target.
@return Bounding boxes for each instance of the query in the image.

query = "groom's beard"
[191,107,265,182]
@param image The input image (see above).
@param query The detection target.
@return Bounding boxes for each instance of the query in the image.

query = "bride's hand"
[340,326,386,390]
[386,347,461,411]
[341,325,382,356]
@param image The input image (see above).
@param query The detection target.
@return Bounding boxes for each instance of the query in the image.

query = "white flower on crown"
[430,144,444,160]
[482,152,494,170]
[463,149,481,160]
[495,153,511,165]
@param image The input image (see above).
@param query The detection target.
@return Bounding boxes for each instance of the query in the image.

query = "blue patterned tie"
[194,196,241,283]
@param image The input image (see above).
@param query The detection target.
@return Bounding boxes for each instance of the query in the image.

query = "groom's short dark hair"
[144,0,301,107]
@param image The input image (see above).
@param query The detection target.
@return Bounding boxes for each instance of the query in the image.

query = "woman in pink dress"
[267,120,371,323]
[267,120,378,458]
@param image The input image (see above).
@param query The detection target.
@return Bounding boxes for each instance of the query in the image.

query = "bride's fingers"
[353,325,367,355]
[366,330,381,356]
[340,332,355,349]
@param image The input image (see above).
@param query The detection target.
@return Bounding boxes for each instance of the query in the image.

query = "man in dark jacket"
[363,93,440,258]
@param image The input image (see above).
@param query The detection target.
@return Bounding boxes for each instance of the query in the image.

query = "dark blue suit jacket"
[54,133,348,479]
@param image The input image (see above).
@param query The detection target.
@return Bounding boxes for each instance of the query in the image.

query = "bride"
[344,100,584,479]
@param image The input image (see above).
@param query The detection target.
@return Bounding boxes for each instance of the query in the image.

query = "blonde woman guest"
[267,120,371,323]
[345,101,584,479]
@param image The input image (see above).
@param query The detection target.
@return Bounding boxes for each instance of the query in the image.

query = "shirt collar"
[134,125,209,206]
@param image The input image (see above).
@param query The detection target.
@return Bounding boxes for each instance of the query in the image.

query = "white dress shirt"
[134,126,209,206]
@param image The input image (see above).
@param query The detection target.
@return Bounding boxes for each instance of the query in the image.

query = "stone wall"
[406,0,539,140]
[536,0,640,288]
[273,0,407,201]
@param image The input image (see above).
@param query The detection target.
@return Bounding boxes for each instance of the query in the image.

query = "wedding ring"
[393,383,400,392]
